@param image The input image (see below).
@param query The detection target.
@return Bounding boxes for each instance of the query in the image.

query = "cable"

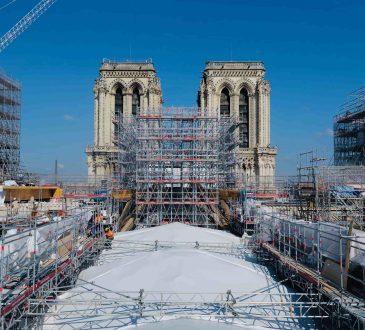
[0,0,16,11]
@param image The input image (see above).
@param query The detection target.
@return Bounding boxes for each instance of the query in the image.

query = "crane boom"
[0,0,57,53]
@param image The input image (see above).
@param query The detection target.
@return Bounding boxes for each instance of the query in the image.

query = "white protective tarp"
[3,180,18,186]
[1,208,93,280]
[45,223,310,329]
[137,318,260,330]
[115,222,240,244]
[252,200,365,264]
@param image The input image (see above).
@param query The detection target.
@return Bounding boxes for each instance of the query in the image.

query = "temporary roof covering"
[42,223,315,329]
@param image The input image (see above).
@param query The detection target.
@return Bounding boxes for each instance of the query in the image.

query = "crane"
[0,0,57,53]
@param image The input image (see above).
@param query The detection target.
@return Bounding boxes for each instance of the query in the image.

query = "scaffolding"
[31,289,324,329]
[2,172,364,328]
[0,72,20,181]
[314,166,365,230]
[218,115,237,189]
[221,153,365,328]
[26,236,325,329]
[118,116,138,190]
[116,108,238,228]
[254,209,365,329]
[135,108,219,227]
[286,152,365,230]
[334,86,365,166]
[0,202,110,329]
[0,175,118,329]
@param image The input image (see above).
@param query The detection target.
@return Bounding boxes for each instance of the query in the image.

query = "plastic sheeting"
[249,200,365,264]
[115,222,240,244]
[44,224,309,329]
[1,208,93,281]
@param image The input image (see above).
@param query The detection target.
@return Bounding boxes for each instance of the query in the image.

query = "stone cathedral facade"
[86,60,162,177]
[86,60,276,182]
[198,62,277,182]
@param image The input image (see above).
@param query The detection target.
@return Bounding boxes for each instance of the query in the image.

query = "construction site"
[1,0,365,329]
[1,106,365,329]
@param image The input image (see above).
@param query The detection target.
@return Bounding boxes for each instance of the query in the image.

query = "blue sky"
[0,0,364,176]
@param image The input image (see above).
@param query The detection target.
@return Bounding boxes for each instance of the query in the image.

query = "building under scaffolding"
[334,86,365,166]
[235,163,365,329]
[0,72,20,180]
[118,108,237,228]
[288,152,365,230]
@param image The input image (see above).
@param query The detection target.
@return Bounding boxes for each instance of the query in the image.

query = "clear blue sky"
[0,0,364,176]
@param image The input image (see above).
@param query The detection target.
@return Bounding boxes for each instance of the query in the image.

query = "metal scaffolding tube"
[28,288,324,329]
[0,192,112,329]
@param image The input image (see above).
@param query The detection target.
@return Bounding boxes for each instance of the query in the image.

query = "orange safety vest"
[106,230,114,239]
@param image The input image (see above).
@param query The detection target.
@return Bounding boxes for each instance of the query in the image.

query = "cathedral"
[86,60,276,183]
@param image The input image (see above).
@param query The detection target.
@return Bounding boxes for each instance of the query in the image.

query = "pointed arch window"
[239,88,249,148]
[115,88,123,119]
[114,87,123,144]
[220,88,230,117]
[132,88,140,116]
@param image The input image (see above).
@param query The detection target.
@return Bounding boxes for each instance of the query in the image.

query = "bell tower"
[198,61,277,184]
[86,59,162,177]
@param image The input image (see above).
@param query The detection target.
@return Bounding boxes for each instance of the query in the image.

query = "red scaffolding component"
[136,201,217,205]
[63,193,108,198]
[136,179,218,184]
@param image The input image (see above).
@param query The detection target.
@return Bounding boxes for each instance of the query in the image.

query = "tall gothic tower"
[86,60,162,177]
[198,61,277,183]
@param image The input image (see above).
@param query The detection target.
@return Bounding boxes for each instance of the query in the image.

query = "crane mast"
[0,0,57,53]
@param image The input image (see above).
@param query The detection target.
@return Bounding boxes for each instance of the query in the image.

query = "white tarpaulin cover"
[44,223,313,329]
[1,208,93,283]
[248,199,365,264]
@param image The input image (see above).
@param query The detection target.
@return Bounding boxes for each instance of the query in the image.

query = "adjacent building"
[0,72,20,180]
[334,86,365,166]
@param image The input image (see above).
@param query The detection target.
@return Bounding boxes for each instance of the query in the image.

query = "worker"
[104,227,114,248]
[105,227,114,239]
[93,214,104,237]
